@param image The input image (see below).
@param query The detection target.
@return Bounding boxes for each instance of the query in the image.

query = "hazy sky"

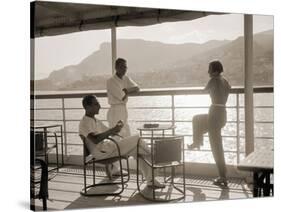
[34,13,273,80]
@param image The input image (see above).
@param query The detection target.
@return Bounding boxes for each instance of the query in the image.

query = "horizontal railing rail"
[31,86,273,99]
[31,86,274,164]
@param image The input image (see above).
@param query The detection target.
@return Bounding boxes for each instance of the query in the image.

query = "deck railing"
[31,86,273,165]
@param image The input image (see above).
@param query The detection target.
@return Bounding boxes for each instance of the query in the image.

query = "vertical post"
[171,95,175,135]
[111,26,117,75]
[30,2,35,130]
[236,93,240,163]
[244,15,254,155]
[62,98,67,156]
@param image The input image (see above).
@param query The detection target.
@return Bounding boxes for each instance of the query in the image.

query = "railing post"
[244,14,255,155]
[236,93,240,163]
[62,98,67,156]
[171,95,175,135]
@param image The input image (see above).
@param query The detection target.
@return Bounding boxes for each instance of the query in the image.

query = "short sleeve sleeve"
[79,117,96,138]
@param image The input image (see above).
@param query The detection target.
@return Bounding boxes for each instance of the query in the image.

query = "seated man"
[79,94,165,188]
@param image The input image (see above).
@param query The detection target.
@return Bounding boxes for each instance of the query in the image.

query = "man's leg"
[116,136,164,188]
[105,135,146,175]
[107,105,130,137]
[107,105,131,174]
[107,107,115,128]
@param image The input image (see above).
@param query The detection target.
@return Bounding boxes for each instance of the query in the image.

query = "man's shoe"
[111,164,129,177]
[105,164,128,178]
[213,177,228,187]
[187,143,201,150]
[105,164,113,179]
[147,180,165,189]
[112,169,129,177]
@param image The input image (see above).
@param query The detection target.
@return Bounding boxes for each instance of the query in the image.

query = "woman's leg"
[189,114,208,149]
[209,127,226,178]
[208,108,227,179]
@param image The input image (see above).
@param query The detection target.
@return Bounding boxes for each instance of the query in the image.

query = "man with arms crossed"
[106,58,140,137]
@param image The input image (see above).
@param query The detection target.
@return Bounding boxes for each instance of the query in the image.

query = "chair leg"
[83,164,87,195]
[118,157,125,193]
[271,184,274,195]
[93,162,95,185]
[80,158,128,196]
[124,158,130,183]
[105,164,113,180]
[42,198,47,211]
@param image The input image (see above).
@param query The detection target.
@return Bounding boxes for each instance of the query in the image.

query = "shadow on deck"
[33,166,253,211]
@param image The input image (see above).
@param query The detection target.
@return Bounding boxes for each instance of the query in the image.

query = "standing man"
[107,58,140,137]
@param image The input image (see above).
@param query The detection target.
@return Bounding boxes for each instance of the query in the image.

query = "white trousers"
[107,104,131,137]
[94,135,153,182]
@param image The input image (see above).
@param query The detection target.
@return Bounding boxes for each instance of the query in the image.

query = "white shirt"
[79,115,115,158]
[106,74,138,105]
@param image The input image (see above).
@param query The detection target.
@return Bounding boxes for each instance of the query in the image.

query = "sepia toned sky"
[34,13,273,80]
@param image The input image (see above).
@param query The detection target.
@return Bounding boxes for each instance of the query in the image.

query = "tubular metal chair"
[79,135,130,196]
[30,159,49,211]
[31,130,49,210]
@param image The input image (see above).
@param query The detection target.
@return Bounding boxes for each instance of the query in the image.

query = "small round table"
[137,124,176,139]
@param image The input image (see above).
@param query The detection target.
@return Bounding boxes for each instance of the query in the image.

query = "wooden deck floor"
[33,166,253,211]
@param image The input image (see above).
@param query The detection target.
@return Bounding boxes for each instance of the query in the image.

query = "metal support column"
[62,98,67,156]
[111,26,117,75]
[244,15,254,155]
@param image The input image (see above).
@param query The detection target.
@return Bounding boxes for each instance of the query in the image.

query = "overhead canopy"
[31,1,223,38]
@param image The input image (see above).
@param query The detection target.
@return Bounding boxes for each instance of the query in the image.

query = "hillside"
[35,30,273,90]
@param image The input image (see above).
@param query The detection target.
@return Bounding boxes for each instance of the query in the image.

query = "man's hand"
[122,94,128,101]
[122,88,128,101]
[117,120,124,128]
[111,120,124,134]
[122,88,128,94]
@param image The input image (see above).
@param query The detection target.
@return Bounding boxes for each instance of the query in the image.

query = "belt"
[110,103,126,106]
[211,104,226,107]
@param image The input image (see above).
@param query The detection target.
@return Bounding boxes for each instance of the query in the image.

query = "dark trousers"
[192,106,227,178]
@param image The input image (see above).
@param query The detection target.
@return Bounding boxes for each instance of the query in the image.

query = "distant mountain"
[147,29,273,88]
[35,30,273,90]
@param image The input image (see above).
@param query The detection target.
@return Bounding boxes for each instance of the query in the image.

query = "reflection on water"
[33,93,273,164]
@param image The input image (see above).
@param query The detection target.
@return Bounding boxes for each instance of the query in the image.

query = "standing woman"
[188,60,231,186]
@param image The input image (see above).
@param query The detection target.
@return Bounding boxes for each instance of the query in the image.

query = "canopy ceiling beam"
[32,1,222,38]
[37,2,81,19]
